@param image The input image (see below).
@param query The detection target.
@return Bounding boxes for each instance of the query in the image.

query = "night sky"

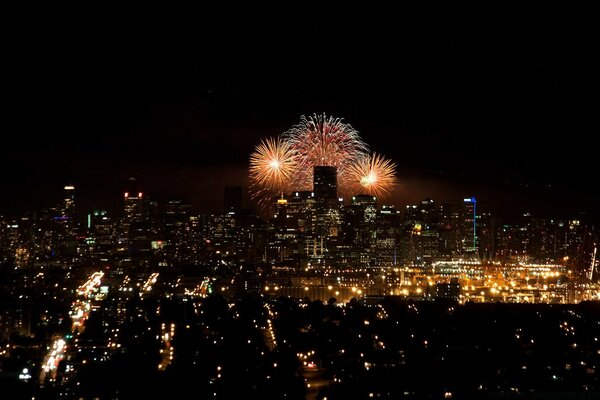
[1,4,599,222]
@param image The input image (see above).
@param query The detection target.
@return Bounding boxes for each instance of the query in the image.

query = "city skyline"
[2,145,599,397]
[1,4,599,222]
[0,170,594,225]
[3,4,600,398]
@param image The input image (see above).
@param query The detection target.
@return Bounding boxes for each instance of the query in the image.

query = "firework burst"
[281,113,369,193]
[348,152,397,199]
[249,137,297,206]
[248,114,398,210]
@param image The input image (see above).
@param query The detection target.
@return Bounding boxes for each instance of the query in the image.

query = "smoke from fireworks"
[249,137,297,206]
[348,152,397,198]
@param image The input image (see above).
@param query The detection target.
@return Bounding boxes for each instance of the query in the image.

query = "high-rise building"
[352,195,377,222]
[287,191,315,233]
[310,166,342,262]
[164,199,191,229]
[350,195,377,248]
[124,192,144,224]
[88,210,114,261]
[274,196,289,228]
[439,201,460,256]
[63,185,75,219]
[336,195,378,266]
[120,189,154,263]
[162,199,192,264]
[313,166,337,199]
[477,211,495,261]
[401,200,441,265]
[224,186,242,211]
[375,205,402,266]
[461,197,477,254]
[62,185,76,235]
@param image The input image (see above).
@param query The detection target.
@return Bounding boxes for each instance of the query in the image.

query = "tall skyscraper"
[124,192,144,223]
[164,199,191,230]
[351,195,377,223]
[313,166,337,199]
[163,199,192,264]
[63,185,75,220]
[462,197,477,254]
[56,184,77,237]
[311,166,342,262]
[337,195,378,265]
[224,186,242,211]
[121,191,154,262]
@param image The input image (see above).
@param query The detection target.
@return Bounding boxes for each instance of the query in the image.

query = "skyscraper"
[163,199,192,264]
[311,166,342,262]
[124,192,144,224]
[63,185,75,220]
[58,185,77,237]
[313,166,337,199]
[351,195,377,223]
[337,195,378,265]
[462,197,477,254]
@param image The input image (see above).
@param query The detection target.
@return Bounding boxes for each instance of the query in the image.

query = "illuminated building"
[375,205,402,266]
[0,218,20,262]
[274,196,289,227]
[461,197,478,254]
[271,196,307,262]
[284,191,316,260]
[310,167,342,262]
[123,191,144,225]
[62,185,76,234]
[46,184,80,257]
[351,195,377,221]
[87,210,113,261]
[401,199,441,265]
[337,196,397,267]
[164,199,191,231]
[420,203,441,262]
[477,211,495,261]
[286,191,315,232]
[351,195,377,260]
[121,188,155,264]
[162,199,192,264]
[438,201,461,256]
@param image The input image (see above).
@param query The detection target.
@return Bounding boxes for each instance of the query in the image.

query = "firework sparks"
[249,137,297,205]
[281,113,369,193]
[349,152,397,199]
[248,114,398,210]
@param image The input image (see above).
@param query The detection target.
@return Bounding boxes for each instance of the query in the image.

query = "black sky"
[1,4,599,221]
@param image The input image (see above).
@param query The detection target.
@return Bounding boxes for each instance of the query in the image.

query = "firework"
[281,113,369,193]
[248,114,398,210]
[249,137,297,205]
[348,152,397,199]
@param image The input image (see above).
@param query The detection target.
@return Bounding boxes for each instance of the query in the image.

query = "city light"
[3,8,598,399]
